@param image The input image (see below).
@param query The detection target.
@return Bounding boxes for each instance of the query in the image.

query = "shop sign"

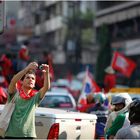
[111,39,140,56]
[125,39,140,56]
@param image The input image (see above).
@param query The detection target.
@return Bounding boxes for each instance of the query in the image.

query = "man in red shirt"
[104,66,116,93]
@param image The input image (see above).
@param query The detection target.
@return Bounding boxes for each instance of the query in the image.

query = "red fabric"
[0,54,13,77]
[19,89,37,100]
[19,48,29,61]
[77,103,95,112]
[36,70,43,89]
[92,79,101,92]
[111,51,136,78]
[104,74,116,93]
[16,81,37,100]
[78,97,87,105]
[0,87,7,104]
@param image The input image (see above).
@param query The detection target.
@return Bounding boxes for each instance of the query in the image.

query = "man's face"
[22,73,36,89]
[114,103,125,111]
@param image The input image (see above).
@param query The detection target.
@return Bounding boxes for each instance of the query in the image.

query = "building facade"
[17,1,98,77]
[95,1,140,86]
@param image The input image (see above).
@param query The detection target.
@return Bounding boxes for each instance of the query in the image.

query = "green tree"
[95,24,112,87]
[64,9,95,66]
[63,10,82,74]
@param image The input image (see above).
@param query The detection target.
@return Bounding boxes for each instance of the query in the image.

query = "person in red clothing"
[77,93,95,112]
[42,51,54,81]
[104,66,116,93]
[17,41,30,71]
[0,67,8,88]
[35,68,44,90]
[0,54,13,82]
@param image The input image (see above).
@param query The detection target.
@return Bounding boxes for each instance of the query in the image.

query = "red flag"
[78,67,101,105]
[111,51,136,78]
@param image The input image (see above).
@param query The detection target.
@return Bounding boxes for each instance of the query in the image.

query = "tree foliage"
[64,9,95,62]
[95,24,112,86]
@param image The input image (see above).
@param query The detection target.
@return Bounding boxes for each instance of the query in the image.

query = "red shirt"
[77,103,95,112]
[35,70,44,89]
[19,48,29,61]
[0,54,13,77]
[104,74,116,93]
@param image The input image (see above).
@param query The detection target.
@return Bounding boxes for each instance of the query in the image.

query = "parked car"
[51,79,82,102]
[39,91,77,111]
[51,87,69,93]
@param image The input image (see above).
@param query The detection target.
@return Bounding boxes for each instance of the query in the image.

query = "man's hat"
[105,66,115,74]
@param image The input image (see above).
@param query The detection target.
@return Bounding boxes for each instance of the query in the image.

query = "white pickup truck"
[0,105,97,139]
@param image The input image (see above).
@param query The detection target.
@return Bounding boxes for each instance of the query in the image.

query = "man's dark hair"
[21,70,36,81]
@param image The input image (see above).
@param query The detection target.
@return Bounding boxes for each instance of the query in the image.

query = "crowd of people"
[80,89,140,139]
[77,65,140,139]
[0,41,53,104]
[0,40,139,139]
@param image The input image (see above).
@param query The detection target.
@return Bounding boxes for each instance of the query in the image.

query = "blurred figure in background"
[0,64,8,104]
[105,93,132,139]
[42,51,54,81]
[35,62,44,90]
[0,53,13,83]
[104,66,116,93]
[0,87,7,104]
[0,67,8,88]
[115,99,140,139]
[17,41,30,72]
[77,93,95,112]
[87,93,108,139]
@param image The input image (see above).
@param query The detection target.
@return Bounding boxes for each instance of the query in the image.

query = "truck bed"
[0,105,97,139]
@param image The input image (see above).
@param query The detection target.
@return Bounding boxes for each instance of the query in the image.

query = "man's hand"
[38,64,50,99]
[26,62,38,71]
[39,64,49,73]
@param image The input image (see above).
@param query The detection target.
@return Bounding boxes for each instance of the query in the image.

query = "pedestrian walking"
[4,62,50,139]
[115,99,140,139]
